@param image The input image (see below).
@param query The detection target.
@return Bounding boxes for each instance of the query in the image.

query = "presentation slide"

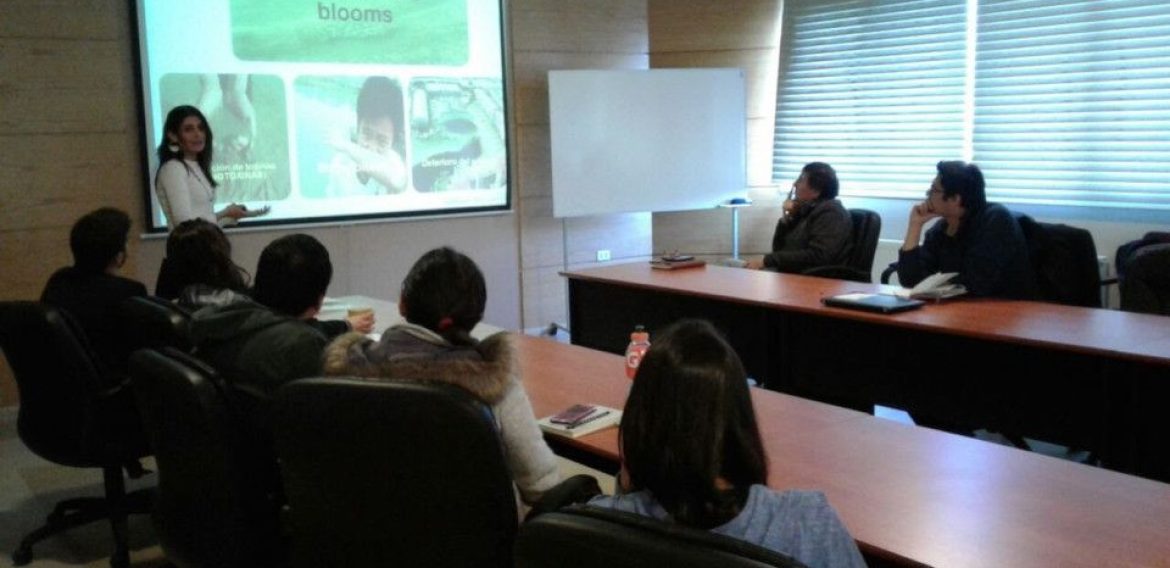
[135,0,509,232]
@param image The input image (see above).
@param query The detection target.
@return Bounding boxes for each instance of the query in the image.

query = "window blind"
[773,0,968,198]
[774,0,1170,211]
[973,0,1170,210]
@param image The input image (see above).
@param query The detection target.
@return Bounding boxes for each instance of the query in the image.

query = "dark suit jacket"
[763,198,853,273]
[41,266,148,383]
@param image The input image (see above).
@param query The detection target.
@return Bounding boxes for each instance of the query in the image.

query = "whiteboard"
[548,69,746,218]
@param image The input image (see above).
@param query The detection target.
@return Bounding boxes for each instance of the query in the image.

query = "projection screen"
[133,0,510,232]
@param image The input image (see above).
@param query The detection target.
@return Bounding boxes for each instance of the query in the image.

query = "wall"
[647,0,786,262]
[2,0,652,405]
[509,0,653,332]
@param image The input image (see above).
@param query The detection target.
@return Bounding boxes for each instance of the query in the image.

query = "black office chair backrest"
[800,209,881,283]
[1016,215,1102,307]
[122,295,192,352]
[271,377,518,568]
[0,301,107,466]
[129,347,284,568]
[1120,243,1170,315]
[846,208,881,278]
[515,504,808,568]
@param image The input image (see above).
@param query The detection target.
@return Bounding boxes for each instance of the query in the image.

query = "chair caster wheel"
[12,546,33,566]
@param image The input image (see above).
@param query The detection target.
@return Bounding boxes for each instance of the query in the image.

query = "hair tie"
[437,317,454,331]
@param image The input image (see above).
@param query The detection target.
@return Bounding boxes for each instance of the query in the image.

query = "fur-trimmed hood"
[322,324,515,404]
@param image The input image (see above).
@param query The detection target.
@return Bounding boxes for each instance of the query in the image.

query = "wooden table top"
[514,333,1170,568]
[563,263,1170,366]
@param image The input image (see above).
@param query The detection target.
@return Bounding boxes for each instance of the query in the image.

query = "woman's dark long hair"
[400,247,486,347]
[165,219,249,294]
[620,319,768,528]
[156,105,218,187]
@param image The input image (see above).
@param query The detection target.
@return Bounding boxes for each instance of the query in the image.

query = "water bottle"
[625,325,651,379]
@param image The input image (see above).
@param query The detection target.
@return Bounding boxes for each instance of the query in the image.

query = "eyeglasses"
[925,188,944,198]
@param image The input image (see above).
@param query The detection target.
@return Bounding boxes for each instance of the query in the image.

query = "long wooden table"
[514,333,1170,568]
[563,263,1170,482]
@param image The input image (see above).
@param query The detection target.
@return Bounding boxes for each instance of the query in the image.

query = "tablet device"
[822,293,924,314]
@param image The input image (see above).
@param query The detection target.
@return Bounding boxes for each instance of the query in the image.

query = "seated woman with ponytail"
[323,246,561,506]
[589,319,865,568]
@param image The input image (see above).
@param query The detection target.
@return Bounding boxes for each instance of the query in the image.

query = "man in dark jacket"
[190,234,333,398]
[898,161,1037,299]
[42,207,148,383]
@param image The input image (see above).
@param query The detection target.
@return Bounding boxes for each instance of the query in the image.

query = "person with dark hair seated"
[589,319,864,568]
[746,162,852,273]
[41,207,148,381]
[162,219,251,309]
[323,247,561,506]
[898,160,1037,298]
[165,220,372,336]
[190,234,335,398]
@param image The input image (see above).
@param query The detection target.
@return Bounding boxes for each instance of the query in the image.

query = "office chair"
[271,377,518,568]
[801,208,881,283]
[1119,243,1170,315]
[515,504,809,568]
[122,295,192,352]
[1015,215,1103,308]
[0,301,152,568]
[128,347,285,568]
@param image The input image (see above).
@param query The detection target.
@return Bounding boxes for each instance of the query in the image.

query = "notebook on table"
[822,293,925,314]
[538,405,622,439]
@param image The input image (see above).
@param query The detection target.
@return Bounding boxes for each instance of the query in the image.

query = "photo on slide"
[229,0,469,65]
[158,73,291,203]
[295,75,409,199]
[409,77,506,193]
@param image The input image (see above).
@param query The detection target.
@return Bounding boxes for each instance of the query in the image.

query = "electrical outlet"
[596,249,612,262]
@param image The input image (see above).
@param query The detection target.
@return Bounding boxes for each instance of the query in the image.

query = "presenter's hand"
[240,204,271,218]
[745,258,766,270]
[348,311,376,334]
[219,204,249,220]
[782,198,798,218]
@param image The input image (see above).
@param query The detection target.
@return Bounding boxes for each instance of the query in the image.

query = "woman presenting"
[746,162,852,273]
[155,105,266,229]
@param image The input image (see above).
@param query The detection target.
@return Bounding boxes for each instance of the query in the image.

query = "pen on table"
[567,410,611,430]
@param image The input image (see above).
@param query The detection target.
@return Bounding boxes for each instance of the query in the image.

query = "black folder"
[822,293,924,314]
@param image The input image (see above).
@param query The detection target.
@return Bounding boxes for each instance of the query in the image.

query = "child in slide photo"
[325,76,408,197]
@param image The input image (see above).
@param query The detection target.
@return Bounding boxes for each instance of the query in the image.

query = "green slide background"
[231,0,469,65]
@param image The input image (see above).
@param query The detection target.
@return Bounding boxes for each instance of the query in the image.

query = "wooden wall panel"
[0,39,134,135]
[0,1,141,406]
[648,0,781,52]
[510,1,648,53]
[510,0,652,330]
[0,1,126,40]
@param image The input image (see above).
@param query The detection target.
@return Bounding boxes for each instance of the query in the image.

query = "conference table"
[334,295,1170,566]
[513,333,1170,568]
[563,263,1170,482]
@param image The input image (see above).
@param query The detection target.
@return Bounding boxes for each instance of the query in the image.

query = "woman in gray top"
[589,319,865,568]
[748,162,852,273]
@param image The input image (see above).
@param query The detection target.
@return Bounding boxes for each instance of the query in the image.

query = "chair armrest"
[525,474,602,521]
[880,262,899,285]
